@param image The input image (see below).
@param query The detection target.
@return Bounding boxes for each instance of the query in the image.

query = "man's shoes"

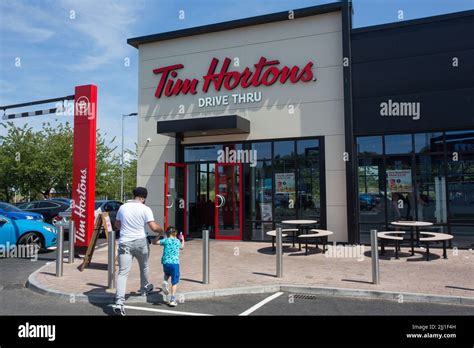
[162,281,170,296]
[169,297,177,307]
[139,283,154,296]
[113,304,126,316]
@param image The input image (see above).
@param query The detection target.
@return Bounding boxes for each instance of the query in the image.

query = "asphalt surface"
[1,240,474,316]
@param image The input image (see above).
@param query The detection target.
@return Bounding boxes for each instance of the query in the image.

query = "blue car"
[0,214,57,252]
[0,202,43,221]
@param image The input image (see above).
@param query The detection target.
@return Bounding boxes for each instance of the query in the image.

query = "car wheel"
[17,232,44,253]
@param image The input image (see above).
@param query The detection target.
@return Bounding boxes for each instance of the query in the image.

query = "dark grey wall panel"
[352,12,474,63]
[353,88,474,135]
[352,49,474,98]
[352,11,474,135]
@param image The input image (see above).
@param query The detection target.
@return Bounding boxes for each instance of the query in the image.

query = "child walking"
[153,226,184,307]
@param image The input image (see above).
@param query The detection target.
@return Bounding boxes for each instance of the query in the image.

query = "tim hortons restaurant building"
[128,2,474,247]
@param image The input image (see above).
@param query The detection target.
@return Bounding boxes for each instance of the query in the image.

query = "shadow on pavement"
[341,278,373,285]
[181,277,203,284]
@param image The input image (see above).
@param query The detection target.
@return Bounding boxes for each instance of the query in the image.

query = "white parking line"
[123,305,213,316]
[239,292,284,316]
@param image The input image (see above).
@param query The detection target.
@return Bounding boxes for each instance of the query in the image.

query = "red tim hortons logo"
[153,56,315,99]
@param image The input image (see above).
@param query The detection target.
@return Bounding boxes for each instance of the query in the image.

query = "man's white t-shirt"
[116,200,154,243]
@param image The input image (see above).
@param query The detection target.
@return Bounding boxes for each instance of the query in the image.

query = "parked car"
[48,198,73,205]
[53,200,123,233]
[0,202,43,221]
[0,214,57,252]
[95,200,123,231]
[359,193,380,211]
[16,200,70,224]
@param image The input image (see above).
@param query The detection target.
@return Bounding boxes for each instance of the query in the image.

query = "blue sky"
[1,0,473,154]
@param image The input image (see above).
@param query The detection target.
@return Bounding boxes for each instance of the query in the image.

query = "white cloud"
[0,1,56,42]
[59,0,143,71]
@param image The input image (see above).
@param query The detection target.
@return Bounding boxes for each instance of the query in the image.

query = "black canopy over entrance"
[157,115,250,137]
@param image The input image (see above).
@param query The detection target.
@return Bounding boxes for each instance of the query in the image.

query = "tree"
[0,121,132,202]
[122,145,138,200]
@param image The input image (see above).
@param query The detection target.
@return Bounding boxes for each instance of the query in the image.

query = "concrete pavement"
[26,239,474,305]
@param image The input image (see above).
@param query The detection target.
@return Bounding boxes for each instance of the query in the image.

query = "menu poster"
[260,203,273,221]
[387,170,412,193]
[275,173,295,194]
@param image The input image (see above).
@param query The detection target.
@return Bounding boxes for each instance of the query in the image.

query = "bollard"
[276,227,283,278]
[202,229,209,284]
[68,220,75,264]
[108,230,116,289]
[371,229,380,284]
[56,224,64,277]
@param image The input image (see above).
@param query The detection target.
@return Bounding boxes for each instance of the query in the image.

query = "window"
[358,157,385,224]
[274,140,295,160]
[19,202,37,210]
[252,142,271,160]
[297,139,319,157]
[385,134,412,154]
[38,202,59,208]
[356,130,474,247]
[414,132,443,153]
[251,161,273,221]
[184,145,221,162]
[184,137,324,241]
[445,130,474,153]
[104,203,116,212]
[357,136,383,155]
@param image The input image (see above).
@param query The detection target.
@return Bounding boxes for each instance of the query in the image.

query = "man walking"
[113,187,163,316]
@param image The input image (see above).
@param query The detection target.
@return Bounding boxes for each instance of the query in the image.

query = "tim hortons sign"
[153,56,315,98]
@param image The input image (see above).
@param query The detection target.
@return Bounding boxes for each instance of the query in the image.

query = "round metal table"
[282,220,318,250]
[390,221,433,255]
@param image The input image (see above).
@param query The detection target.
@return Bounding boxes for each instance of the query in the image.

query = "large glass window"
[356,130,474,248]
[184,137,324,241]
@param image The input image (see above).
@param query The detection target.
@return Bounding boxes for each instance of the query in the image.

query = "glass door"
[165,163,187,237]
[215,163,242,240]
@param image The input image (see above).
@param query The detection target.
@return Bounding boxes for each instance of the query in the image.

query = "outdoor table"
[390,221,433,256]
[282,220,318,250]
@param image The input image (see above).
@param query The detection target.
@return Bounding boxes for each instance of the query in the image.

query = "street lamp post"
[121,113,138,202]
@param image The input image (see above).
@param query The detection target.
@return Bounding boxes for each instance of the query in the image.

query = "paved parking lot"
[1,239,473,316]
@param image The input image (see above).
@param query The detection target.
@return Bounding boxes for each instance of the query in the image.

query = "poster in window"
[387,170,412,193]
[260,203,273,221]
[275,173,295,194]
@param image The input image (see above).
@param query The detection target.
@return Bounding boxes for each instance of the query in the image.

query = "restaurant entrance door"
[181,162,243,240]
